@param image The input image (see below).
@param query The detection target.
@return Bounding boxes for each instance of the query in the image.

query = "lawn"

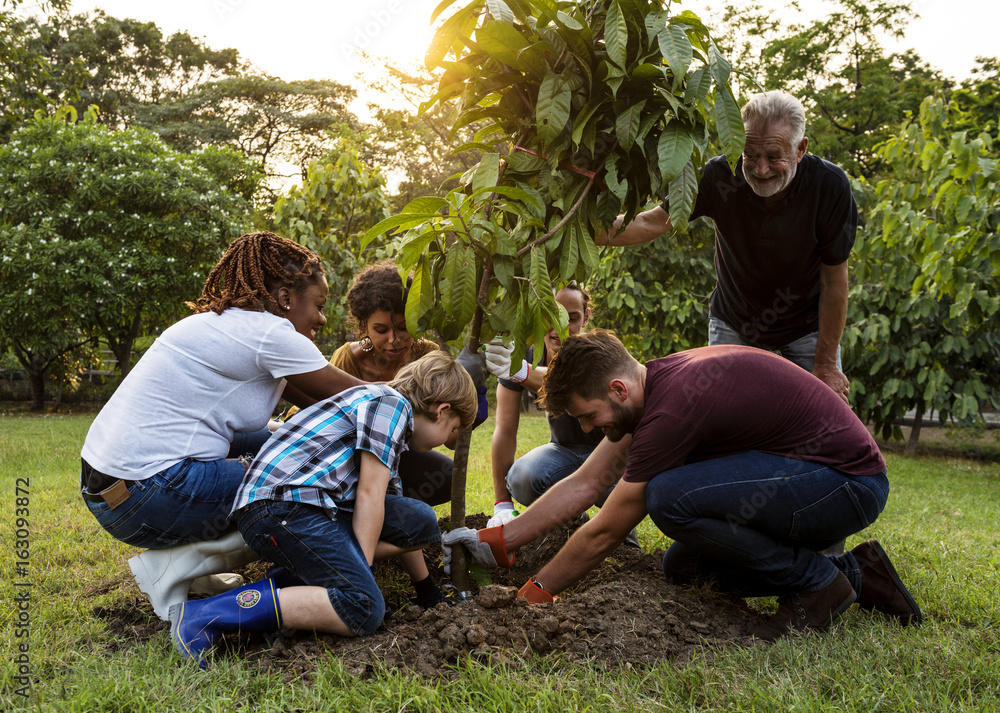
[1,409,998,712]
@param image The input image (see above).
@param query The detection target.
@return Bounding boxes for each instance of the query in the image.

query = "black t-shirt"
[663,154,857,348]
[499,346,605,450]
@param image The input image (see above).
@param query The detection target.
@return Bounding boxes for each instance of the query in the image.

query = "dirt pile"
[94,515,758,677]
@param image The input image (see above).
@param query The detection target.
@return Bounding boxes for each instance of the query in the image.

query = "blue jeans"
[506,443,597,507]
[708,316,841,372]
[81,428,271,549]
[234,495,440,636]
[646,451,888,596]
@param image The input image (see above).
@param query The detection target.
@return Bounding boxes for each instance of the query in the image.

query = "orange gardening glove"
[517,577,558,603]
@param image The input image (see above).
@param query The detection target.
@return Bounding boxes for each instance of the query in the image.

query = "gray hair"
[741,90,806,147]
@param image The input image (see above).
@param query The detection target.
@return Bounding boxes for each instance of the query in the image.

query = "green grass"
[2,410,999,711]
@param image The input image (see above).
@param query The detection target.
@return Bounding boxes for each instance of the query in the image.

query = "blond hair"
[389,351,478,429]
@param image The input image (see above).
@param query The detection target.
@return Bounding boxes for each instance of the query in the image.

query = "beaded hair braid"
[189,231,323,315]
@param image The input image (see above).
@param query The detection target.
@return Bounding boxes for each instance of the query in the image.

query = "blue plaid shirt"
[230,384,412,519]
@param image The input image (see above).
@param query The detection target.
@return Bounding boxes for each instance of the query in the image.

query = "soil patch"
[93,514,758,677]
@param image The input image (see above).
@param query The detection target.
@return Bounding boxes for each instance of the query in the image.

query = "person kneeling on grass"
[169,351,477,667]
[445,330,922,642]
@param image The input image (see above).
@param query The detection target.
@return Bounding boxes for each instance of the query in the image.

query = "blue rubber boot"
[168,579,282,668]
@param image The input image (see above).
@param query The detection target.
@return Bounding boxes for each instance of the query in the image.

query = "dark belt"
[80,459,133,509]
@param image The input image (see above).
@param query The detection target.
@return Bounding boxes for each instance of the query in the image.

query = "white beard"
[743,157,798,199]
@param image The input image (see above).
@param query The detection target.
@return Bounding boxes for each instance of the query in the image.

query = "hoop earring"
[359,335,374,352]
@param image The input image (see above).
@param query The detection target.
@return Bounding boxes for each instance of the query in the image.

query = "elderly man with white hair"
[598,90,855,407]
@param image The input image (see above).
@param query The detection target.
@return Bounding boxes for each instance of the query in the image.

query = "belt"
[80,460,133,509]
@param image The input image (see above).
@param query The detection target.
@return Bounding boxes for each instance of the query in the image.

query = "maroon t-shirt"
[623,345,886,483]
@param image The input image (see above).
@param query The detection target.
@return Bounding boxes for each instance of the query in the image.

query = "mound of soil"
[93,514,758,677]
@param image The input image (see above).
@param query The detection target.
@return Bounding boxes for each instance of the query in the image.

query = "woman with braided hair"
[80,232,361,621]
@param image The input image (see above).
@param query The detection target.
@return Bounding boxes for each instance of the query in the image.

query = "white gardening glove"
[484,338,529,383]
[487,500,519,528]
[441,525,514,575]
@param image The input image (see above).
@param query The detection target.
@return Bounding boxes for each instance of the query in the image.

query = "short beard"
[742,157,797,198]
[602,399,640,442]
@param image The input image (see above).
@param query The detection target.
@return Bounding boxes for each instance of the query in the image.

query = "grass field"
[1,409,998,712]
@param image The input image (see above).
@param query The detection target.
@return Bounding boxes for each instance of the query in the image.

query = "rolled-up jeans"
[81,428,271,549]
[506,442,596,507]
[646,451,888,596]
[708,316,842,372]
[234,495,440,636]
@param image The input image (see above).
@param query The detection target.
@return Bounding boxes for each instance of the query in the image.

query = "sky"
[64,0,998,95]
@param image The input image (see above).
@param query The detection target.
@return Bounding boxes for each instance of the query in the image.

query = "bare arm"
[490,386,523,503]
[283,365,364,408]
[595,206,673,246]
[532,478,649,595]
[814,261,849,403]
[353,451,391,565]
[501,435,631,551]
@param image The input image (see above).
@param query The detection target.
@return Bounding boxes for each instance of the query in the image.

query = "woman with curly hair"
[328,259,487,506]
[80,232,361,621]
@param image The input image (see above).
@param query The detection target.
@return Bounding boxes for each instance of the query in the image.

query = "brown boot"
[754,571,856,641]
[851,540,923,625]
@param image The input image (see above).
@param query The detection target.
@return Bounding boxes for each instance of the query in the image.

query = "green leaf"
[571,99,606,147]
[657,24,693,82]
[402,196,448,214]
[361,214,433,249]
[657,123,694,186]
[604,1,628,69]
[666,160,698,231]
[476,20,530,67]
[485,0,515,24]
[559,215,580,281]
[707,42,731,86]
[615,100,645,150]
[405,255,434,329]
[442,242,478,327]
[473,154,501,193]
[576,212,601,270]
[467,184,545,216]
[714,85,745,169]
[536,72,572,145]
[556,10,583,30]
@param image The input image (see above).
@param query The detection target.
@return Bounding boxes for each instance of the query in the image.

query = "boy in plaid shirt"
[169,351,477,666]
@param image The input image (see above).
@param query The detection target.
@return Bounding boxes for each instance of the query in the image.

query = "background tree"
[364,0,743,591]
[0,108,258,405]
[273,147,392,348]
[950,56,1000,144]
[845,97,1000,448]
[23,10,240,132]
[149,75,359,194]
[356,61,486,210]
[0,0,75,138]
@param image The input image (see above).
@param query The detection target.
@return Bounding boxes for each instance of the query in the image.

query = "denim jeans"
[708,316,842,372]
[81,428,271,549]
[506,443,596,507]
[645,451,888,596]
[234,495,440,636]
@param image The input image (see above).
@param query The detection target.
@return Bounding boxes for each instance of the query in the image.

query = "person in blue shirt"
[168,351,477,667]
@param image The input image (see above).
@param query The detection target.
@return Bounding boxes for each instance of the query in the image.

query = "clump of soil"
[93,514,757,677]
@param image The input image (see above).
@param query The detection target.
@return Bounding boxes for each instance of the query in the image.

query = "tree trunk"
[28,369,46,411]
[448,256,495,597]
[905,404,924,455]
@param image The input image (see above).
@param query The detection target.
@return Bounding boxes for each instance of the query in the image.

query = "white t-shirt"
[81,309,329,480]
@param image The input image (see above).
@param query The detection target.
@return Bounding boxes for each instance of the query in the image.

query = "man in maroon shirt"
[444,330,921,641]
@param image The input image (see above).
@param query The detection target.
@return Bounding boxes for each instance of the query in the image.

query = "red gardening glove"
[517,578,558,603]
